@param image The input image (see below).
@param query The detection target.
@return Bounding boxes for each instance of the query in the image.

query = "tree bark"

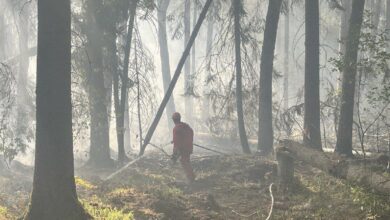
[85,0,113,167]
[335,0,365,157]
[283,0,290,111]
[24,0,87,218]
[258,0,283,154]
[157,0,176,130]
[16,6,30,150]
[184,0,193,123]
[385,0,390,81]
[140,0,213,155]
[234,0,251,154]
[116,0,137,164]
[372,0,382,34]
[202,3,214,121]
[339,0,352,56]
[304,0,322,150]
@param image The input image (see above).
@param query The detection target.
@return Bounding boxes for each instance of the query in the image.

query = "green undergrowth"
[350,185,390,219]
[295,164,390,219]
[82,196,134,220]
[0,205,11,220]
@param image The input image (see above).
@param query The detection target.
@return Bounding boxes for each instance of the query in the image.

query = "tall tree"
[184,0,193,122]
[258,0,283,154]
[339,0,352,56]
[157,0,176,129]
[234,0,251,154]
[303,0,322,150]
[283,0,290,111]
[16,4,30,151]
[386,0,390,80]
[202,2,214,121]
[24,0,87,218]
[85,0,113,167]
[115,0,138,164]
[335,0,366,156]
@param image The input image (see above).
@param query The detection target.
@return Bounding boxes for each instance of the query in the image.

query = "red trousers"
[180,153,195,182]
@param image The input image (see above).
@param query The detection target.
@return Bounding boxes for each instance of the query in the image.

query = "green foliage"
[82,197,134,220]
[350,185,390,219]
[75,176,97,190]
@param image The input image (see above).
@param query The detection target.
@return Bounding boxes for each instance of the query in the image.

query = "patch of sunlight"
[146,173,166,182]
[0,206,10,220]
[109,187,136,197]
[154,185,183,199]
[139,208,160,217]
[350,185,390,219]
[75,176,97,190]
[0,206,7,216]
[82,197,134,220]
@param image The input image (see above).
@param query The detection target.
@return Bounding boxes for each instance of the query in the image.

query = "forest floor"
[1,148,390,220]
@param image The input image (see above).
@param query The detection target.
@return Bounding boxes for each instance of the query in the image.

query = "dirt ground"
[1,150,390,219]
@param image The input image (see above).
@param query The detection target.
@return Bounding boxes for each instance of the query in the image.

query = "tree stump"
[276,147,295,191]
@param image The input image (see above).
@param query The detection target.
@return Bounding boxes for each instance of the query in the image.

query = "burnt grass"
[1,151,390,219]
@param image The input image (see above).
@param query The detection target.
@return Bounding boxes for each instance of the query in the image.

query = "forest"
[0,0,390,219]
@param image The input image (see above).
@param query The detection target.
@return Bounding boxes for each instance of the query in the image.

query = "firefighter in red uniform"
[171,112,195,183]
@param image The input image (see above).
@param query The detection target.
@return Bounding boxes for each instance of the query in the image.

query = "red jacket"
[173,122,193,154]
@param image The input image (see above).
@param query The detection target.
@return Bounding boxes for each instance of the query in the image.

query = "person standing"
[171,112,195,183]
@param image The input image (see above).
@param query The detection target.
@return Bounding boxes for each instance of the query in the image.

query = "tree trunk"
[233,0,251,154]
[124,99,131,152]
[281,140,390,195]
[157,0,176,130]
[335,0,365,156]
[339,0,352,56]
[385,0,390,81]
[16,6,30,149]
[140,0,213,155]
[191,1,197,111]
[117,0,137,164]
[184,0,193,123]
[304,0,322,150]
[85,0,113,167]
[372,0,382,34]
[283,0,290,111]
[257,0,282,154]
[202,3,214,121]
[24,0,87,218]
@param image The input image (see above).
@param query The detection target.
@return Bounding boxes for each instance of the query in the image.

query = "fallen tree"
[279,140,390,195]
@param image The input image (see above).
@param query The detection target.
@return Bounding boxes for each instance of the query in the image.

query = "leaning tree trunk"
[140,0,213,155]
[304,0,322,150]
[335,0,366,156]
[258,0,283,154]
[24,0,87,219]
[234,0,251,154]
[85,0,113,167]
[157,0,176,130]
